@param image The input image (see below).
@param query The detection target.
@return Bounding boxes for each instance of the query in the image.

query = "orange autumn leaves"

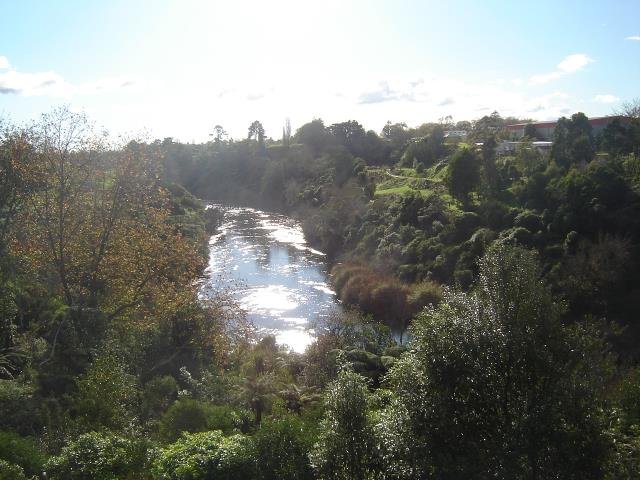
[10,107,203,326]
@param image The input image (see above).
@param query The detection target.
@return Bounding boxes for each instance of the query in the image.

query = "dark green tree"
[383,244,612,479]
[523,123,538,139]
[445,146,480,207]
[600,119,631,156]
[481,134,498,193]
[248,120,266,145]
[311,366,376,480]
[295,119,329,155]
[254,417,314,480]
[552,113,595,167]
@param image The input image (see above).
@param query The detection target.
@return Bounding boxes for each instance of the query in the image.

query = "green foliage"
[74,352,139,432]
[310,368,376,480]
[0,431,46,477]
[153,430,255,480]
[142,376,178,420]
[0,460,27,480]
[446,146,480,206]
[294,119,330,155]
[158,399,239,442]
[383,244,612,478]
[400,127,445,168]
[4,106,640,480]
[406,281,443,316]
[46,431,152,480]
[0,380,39,434]
[552,113,595,167]
[253,417,314,480]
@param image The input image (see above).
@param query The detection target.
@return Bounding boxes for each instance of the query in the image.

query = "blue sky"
[1,0,639,141]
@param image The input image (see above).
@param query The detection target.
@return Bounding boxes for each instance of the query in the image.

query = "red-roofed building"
[506,115,630,141]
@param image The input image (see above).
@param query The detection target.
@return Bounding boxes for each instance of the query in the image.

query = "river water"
[199,205,339,352]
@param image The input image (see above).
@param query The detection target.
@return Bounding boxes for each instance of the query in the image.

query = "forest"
[2,103,640,479]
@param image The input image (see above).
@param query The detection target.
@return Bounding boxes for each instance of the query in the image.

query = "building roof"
[505,115,629,130]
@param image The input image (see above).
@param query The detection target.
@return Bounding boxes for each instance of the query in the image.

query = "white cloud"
[626,35,640,41]
[557,54,593,73]
[0,69,68,95]
[0,55,139,97]
[594,94,620,103]
[530,54,594,85]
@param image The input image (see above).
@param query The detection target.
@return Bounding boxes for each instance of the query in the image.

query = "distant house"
[506,115,630,141]
[495,140,552,155]
[444,130,468,138]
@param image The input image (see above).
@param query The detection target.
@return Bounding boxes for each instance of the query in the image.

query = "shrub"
[454,269,474,289]
[0,460,27,480]
[45,431,152,480]
[153,431,255,480]
[479,199,510,230]
[0,380,39,434]
[407,281,444,317]
[74,353,139,432]
[453,212,481,241]
[142,376,179,419]
[0,431,46,477]
[253,417,314,480]
[330,264,369,294]
[159,399,238,442]
[514,210,543,232]
[310,368,376,480]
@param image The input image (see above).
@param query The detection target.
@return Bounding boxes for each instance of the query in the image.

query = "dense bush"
[0,380,39,434]
[46,431,152,480]
[153,431,255,480]
[0,431,46,477]
[311,368,376,480]
[253,417,314,480]
[0,460,27,480]
[159,399,239,442]
[382,244,612,478]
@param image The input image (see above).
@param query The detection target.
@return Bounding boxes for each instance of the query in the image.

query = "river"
[198,205,340,352]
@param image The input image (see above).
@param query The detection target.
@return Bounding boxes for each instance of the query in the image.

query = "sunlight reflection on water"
[200,205,339,352]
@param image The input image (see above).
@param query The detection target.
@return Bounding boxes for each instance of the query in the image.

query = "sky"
[1,0,639,142]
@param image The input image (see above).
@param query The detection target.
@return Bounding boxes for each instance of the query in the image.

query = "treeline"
[2,105,640,478]
[159,109,640,357]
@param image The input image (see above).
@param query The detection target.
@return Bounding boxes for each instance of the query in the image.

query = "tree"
[446,146,480,207]
[240,336,284,425]
[600,119,632,156]
[46,431,151,480]
[311,366,376,480]
[295,119,329,155]
[153,430,256,480]
[282,118,292,147]
[20,108,200,313]
[617,97,640,118]
[210,125,227,143]
[0,122,36,255]
[471,110,504,141]
[515,138,544,176]
[381,122,410,147]
[524,123,538,139]
[481,134,498,193]
[552,113,595,167]
[12,107,202,373]
[382,244,612,478]
[73,351,139,431]
[329,120,366,157]
[254,417,314,480]
[248,120,265,145]
[401,127,445,169]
